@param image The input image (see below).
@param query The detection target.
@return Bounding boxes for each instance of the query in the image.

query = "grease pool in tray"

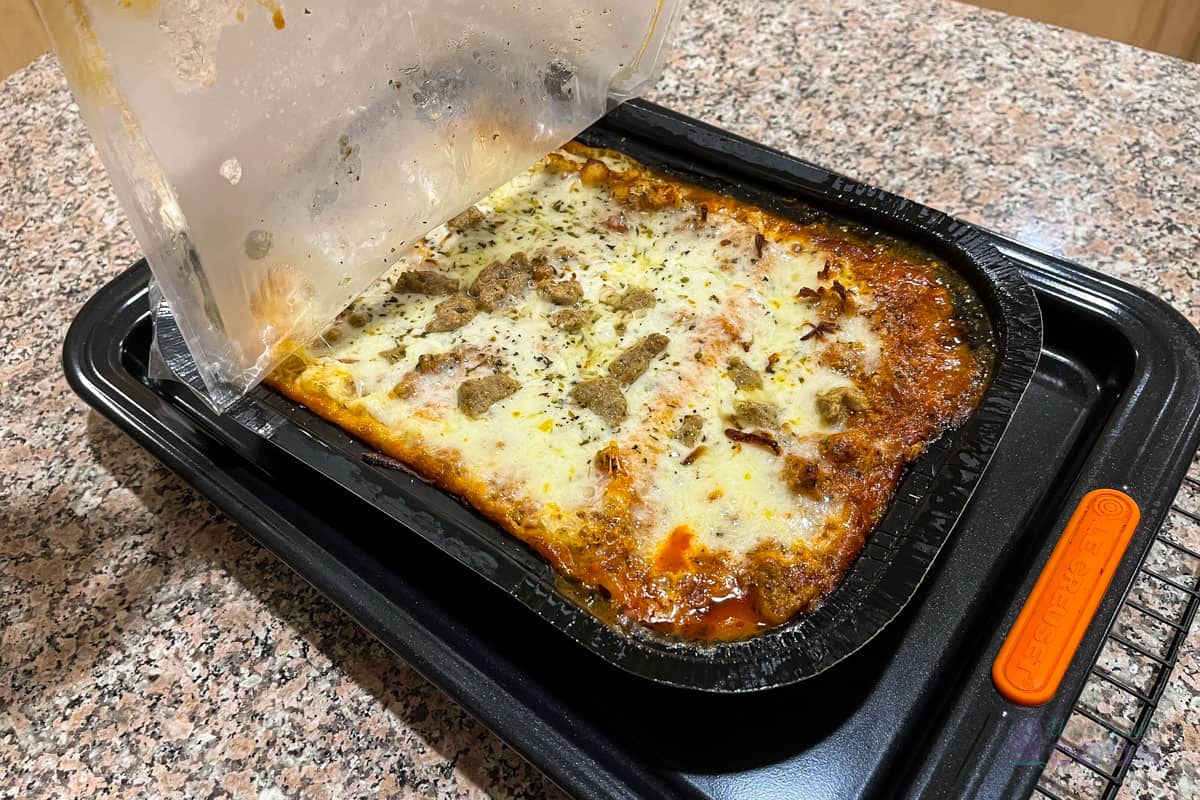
[65,103,1200,800]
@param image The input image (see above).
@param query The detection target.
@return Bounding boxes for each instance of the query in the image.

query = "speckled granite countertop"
[2,1,1199,798]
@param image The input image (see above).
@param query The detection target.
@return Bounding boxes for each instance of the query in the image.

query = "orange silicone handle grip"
[993,489,1140,706]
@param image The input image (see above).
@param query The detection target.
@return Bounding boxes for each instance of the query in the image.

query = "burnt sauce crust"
[267,142,993,643]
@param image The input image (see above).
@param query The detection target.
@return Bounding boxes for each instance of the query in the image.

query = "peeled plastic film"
[36,0,680,409]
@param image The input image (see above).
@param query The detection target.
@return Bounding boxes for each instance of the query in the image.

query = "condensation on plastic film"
[36,0,682,411]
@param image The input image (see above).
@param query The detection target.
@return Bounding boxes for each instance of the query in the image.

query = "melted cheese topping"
[268,145,990,640]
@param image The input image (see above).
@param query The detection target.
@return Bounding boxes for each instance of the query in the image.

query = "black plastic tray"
[103,102,1046,693]
[64,134,1200,798]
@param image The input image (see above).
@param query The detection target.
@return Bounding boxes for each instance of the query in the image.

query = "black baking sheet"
[65,111,1200,797]
[64,232,1200,800]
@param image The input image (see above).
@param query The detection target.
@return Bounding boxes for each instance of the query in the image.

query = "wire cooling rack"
[1036,471,1200,800]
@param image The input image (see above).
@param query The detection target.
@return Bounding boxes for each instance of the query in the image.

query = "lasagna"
[266,143,993,641]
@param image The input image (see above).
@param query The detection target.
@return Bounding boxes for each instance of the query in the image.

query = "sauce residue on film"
[117,0,159,14]
[255,0,286,30]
